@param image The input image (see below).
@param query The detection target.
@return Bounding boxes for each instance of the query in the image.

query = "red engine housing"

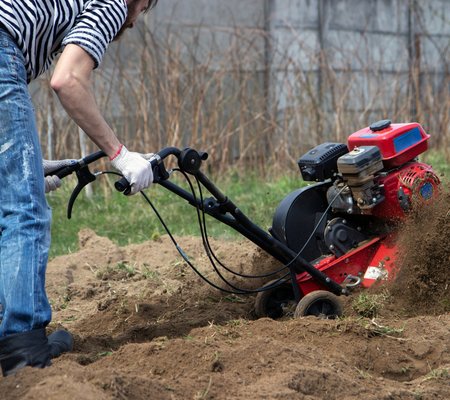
[340,121,440,219]
[347,122,430,168]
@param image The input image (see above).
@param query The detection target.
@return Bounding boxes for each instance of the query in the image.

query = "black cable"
[191,172,346,279]
[98,170,346,295]
[193,173,290,279]
[100,172,249,294]
[172,169,291,294]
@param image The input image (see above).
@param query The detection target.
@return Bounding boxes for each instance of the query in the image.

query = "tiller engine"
[258,119,440,318]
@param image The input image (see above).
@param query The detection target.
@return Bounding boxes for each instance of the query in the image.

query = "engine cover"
[271,182,332,261]
[347,120,430,168]
[372,162,440,219]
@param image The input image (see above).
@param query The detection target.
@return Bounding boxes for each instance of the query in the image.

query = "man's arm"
[50,43,153,194]
[50,44,120,159]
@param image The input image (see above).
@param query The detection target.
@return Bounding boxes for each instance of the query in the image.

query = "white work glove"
[141,153,155,161]
[43,158,77,194]
[110,145,153,195]
[44,175,62,193]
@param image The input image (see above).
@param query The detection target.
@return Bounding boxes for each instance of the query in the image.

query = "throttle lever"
[67,166,97,219]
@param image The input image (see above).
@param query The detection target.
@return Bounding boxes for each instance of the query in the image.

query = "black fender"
[271,181,332,261]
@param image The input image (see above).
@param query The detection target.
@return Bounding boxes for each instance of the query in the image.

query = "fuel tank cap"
[370,119,391,132]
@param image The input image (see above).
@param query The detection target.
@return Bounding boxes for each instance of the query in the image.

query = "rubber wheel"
[294,290,343,319]
[254,279,296,319]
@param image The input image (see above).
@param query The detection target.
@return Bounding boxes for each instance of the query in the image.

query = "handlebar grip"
[54,165,79,179]
[114,149,181,195]
[114,177,132,195]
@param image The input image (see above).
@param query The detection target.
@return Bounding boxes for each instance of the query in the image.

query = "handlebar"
[49,147,208,215]
[49,147,187,182]
[49,151,107,179]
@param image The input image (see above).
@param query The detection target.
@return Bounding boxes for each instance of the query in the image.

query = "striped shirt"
[0,0,127,82]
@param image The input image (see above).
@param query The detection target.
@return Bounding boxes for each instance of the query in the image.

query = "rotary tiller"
[50,119,440,319]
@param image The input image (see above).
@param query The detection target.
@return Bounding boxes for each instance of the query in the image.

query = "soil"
[1,195,449,399]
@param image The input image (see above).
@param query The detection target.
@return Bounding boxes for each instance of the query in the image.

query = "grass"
[352,290,391,318]
[48,170,304,258]
[362,318,405,339]
[422,368,449,382]
[420,151,450,181]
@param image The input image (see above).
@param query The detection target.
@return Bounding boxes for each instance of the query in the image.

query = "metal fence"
[33,0,449,171]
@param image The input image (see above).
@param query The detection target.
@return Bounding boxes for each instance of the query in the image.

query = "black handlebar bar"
[50,151,106,180]
[48,146,194,218]
[50,146,206,196]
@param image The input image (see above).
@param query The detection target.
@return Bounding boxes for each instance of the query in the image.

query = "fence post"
[263,0,274,162]
[317,0,326,137]
[408,0,421,121]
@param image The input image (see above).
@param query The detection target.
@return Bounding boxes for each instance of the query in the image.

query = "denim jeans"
[0,29,52,337]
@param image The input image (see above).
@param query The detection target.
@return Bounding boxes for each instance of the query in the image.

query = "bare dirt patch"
[1,195,449,399]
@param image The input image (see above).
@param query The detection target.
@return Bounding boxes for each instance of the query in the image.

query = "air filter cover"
[298,142,348,182]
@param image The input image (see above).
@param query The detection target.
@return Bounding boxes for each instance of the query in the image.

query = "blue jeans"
[0,29,52,337]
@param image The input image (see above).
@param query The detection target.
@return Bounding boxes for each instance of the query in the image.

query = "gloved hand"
[110,145,153,195]
[141,153,155,161]
[45,175,62,193]
[43,159,77,175]
[43,158,77,194]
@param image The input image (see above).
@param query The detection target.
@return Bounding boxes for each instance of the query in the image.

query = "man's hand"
[45,176,62,193]
[110,145,153,195]
[43,159,77,194]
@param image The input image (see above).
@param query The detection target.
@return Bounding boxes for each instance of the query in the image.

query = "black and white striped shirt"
[0,0,127,82]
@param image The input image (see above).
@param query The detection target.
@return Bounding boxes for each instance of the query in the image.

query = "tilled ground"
[1,194,449,400]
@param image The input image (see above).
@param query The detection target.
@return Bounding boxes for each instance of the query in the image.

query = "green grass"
[352,290,391,318]
[420,151,450,181]
[48,171,304,258]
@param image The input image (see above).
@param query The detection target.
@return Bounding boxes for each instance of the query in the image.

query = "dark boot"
[48,330,73,358]
[0,328,51,377]
[0,329,73,377]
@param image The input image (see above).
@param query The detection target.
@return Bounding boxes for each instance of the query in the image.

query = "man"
[0,0,158,376]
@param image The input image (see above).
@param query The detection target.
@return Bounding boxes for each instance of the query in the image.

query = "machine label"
[364,266,388,280]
